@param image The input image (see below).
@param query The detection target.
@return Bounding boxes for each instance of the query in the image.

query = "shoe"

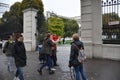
[45,66,49,69]
[13,77,20,80]
[51,68,56,71]
[16,77,20,80]
[13,77,16,80]
[54,64,59,66]
[49,70,55,74]
[37,69,42,75]
[8,66,10,72]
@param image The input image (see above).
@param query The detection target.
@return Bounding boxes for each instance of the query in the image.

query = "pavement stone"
[0,45,120,80]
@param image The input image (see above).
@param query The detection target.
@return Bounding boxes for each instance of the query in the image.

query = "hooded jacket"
[42,38,54,55]
[69,40,84,62]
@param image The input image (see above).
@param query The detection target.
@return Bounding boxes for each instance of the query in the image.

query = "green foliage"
[1,0,45,40]
[0,18,3,24]
[48,17,64,36]
[3,2,21,20]
[2,2,22,32]
[36,11,47,44]
[61,17,79,37]
[21,0,44,12]
[102,12,119,25]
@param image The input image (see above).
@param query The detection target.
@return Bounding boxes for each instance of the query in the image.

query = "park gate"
[102,0,120,44]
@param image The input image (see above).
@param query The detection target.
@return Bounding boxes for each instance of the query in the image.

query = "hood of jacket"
[72,40,83,49]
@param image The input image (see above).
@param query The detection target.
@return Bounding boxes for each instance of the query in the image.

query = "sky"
[0,0,81,17]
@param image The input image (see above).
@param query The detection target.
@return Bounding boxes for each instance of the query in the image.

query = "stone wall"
[102,44,120,60]
[81,0,120,60]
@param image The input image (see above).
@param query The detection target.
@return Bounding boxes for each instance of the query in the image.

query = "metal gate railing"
[102,0,120,44]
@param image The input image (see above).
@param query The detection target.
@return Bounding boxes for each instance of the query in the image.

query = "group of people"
[2,32,87,80]
[3,34,26,80]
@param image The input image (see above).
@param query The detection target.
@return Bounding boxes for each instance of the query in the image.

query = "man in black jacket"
[13,34,26,80]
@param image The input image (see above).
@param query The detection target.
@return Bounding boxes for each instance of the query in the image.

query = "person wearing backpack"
[68,33,87,80]
[3,35,15,72]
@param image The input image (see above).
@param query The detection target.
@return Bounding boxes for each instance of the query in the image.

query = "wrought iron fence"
[102,0,120,44]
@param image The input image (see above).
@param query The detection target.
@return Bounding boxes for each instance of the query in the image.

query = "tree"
[1,0,45,42]
[2,2,22,32]
[36,11,47,44]
[61,17,79,37]
[21,0,44,12]
[0,18,3,24]
[102,12,119,25]
[48,17,64,37]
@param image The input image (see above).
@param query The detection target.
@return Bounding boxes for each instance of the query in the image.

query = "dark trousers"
[40,54,52,72]
[52,50,57,66]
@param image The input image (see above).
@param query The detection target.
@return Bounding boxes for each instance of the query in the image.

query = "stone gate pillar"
[81,0,102,58]
[23,8,38,51]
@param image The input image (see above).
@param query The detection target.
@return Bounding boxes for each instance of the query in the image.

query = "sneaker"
[49,70,55,74]
[16,77,20,80]
[37,69,42,75]
[13,77,16,80]
[51,68,56,71]
[8,66,10,72]
[45,66,49,69]
[13,77,20,80]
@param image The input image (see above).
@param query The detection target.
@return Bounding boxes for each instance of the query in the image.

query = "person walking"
[63,38,65,44]
[50,34,59,66]
[37,32,55,75]
[13,34,27,80]
[3,35,15,72]
[69,33,87,80]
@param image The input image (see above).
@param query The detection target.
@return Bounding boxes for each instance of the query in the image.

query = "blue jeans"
[40,54,52,71]
[15,67,24,80]
[7,56,15,72]
[74,64,86,80]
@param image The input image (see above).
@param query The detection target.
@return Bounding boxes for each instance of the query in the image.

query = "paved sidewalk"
[0,45,120,80]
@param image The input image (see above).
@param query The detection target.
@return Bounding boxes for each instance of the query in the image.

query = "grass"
[57,40,72,45]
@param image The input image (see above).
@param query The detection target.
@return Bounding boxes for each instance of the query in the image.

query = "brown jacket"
[42,38,54,55]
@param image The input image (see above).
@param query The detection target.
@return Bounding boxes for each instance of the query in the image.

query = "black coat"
[69,40,84,62]
[13,41,27,67]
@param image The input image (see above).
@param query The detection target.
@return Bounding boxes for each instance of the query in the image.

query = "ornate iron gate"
[102,0,120,44]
